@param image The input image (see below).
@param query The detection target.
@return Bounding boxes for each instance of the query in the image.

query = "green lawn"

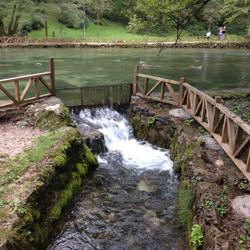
[29,19,248,43]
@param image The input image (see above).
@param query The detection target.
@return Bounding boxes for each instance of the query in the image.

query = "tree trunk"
[8,4,17,35]
[0,19,5,36]
[174,26,182,45]
[97,9,100,38]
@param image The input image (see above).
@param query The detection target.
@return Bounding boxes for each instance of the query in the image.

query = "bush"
[58,4,82,29]
[22,16,44,32]
[190,224,204,249]
[127,15,147,34]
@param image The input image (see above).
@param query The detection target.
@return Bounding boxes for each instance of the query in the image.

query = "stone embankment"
[0,41,249,49]
[0,97,102,249]
[129,96,250,250]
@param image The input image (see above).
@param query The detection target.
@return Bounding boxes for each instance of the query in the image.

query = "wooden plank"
[182,89,188,105]
[213,133,250,180]
[146,80,162,96]
[14,80,20,102]
[205,100,213,132]
[39,77,52,92]
[227,118,236,152]
[133,64,139,95]
[166,83,178,104]
[144,78,149,94]
[221,117,229,143]
[160,82,165,100]
[178,77,185,107]
[20,78,32,101]
[0,84,18,104]
[136,93,177,106]
[34,78,40,98]
[213,114,225,134]
[216,103,250,133]
[0,72,50,84]
[137,73,180,85]
[194,97,203,116]
[247,150,250,172]
[233,136,250,158]
[201,99,206,122]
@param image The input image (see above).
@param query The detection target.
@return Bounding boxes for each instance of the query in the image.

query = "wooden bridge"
[0,60,249,180]
[133,65,250,180]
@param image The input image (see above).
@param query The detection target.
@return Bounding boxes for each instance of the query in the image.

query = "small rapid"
[79,108,173,171]
[48,108,185,250]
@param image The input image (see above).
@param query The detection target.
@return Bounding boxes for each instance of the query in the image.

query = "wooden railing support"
[50,58,56,96]
[133,64,139,95]
[0,58,56,108]
[179,77,185,107]
[132,69,250,180]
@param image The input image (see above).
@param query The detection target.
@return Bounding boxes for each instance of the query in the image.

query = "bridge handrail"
[0,58,56,108]
[133,65,250,180]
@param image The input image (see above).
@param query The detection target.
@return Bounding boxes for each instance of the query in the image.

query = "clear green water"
[0,48,249,90]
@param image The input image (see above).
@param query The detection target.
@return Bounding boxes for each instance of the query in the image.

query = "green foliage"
[201,185,230,217]
[184,119,194,126]
[234,179,250,192]
[58,3,82,29]
[190,224,204,249]
[237,220,250,250]
[176,183,194,231]
[22,15,44,32]
[146,116,156,128]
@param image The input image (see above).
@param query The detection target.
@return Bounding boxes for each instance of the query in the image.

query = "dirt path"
[0,121,44,158]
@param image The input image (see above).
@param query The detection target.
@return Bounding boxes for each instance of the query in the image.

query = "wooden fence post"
[179,77,185,107]
[49,58,56,96]
[14,80,20,102]
[212,96,222,131]
[133,64,139,96]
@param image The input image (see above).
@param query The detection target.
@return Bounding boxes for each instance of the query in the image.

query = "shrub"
[22,16,44,32]
[190,224,204,249]
[58,4,82,29]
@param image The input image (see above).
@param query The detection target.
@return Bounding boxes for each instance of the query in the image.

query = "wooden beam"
[146,80,162,96]
[137,73,180,85]
[0,72,50,84]
[34,78,40,98]
[39,77,52,92]
[14,80,20,102]
[20,78,32,101]
[0,84,18,104]
[160,82,165,100]
[233,136,250,158]
[133,64,139,95]
[166,83,178,104]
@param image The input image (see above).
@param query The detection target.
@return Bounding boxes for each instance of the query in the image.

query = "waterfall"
[79,108,173,172]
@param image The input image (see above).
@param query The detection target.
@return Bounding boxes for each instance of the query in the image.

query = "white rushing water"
[79,108,173,172]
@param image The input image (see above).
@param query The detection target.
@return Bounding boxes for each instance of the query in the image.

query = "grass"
[28,18,248,43]
[0,130,63,189]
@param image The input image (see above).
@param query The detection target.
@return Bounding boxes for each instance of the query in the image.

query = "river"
[0,48,249,90]
[47,108,185,250]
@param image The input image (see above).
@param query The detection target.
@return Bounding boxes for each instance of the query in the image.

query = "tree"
[131,0,211,43]
[0,0,31,36]
[202,0,222,32]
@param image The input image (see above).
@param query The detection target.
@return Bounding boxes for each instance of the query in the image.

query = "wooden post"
[49,58,56,96]
[133,64,139,96]
[45,19,48,38]
[14,80,20,102]
[34,78,40,99]
[179,77,185,107]
[247,149,250,172]
[144,77,149,95]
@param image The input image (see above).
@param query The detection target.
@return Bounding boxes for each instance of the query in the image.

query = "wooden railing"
[0,58,56,108]
[133,66,250,180]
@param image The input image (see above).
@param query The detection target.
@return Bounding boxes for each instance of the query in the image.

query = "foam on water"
[79,108,173,172]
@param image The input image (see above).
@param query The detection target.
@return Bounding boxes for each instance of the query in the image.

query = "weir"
[0,59,249,179]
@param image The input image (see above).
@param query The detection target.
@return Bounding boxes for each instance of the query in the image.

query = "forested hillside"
[0,0,249,41]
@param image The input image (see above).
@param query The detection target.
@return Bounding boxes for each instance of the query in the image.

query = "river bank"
[129,96,250,249]
[0,97,98,249]
[0,41,249,49]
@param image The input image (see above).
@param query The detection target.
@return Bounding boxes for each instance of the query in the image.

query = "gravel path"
[0,121,45,158]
